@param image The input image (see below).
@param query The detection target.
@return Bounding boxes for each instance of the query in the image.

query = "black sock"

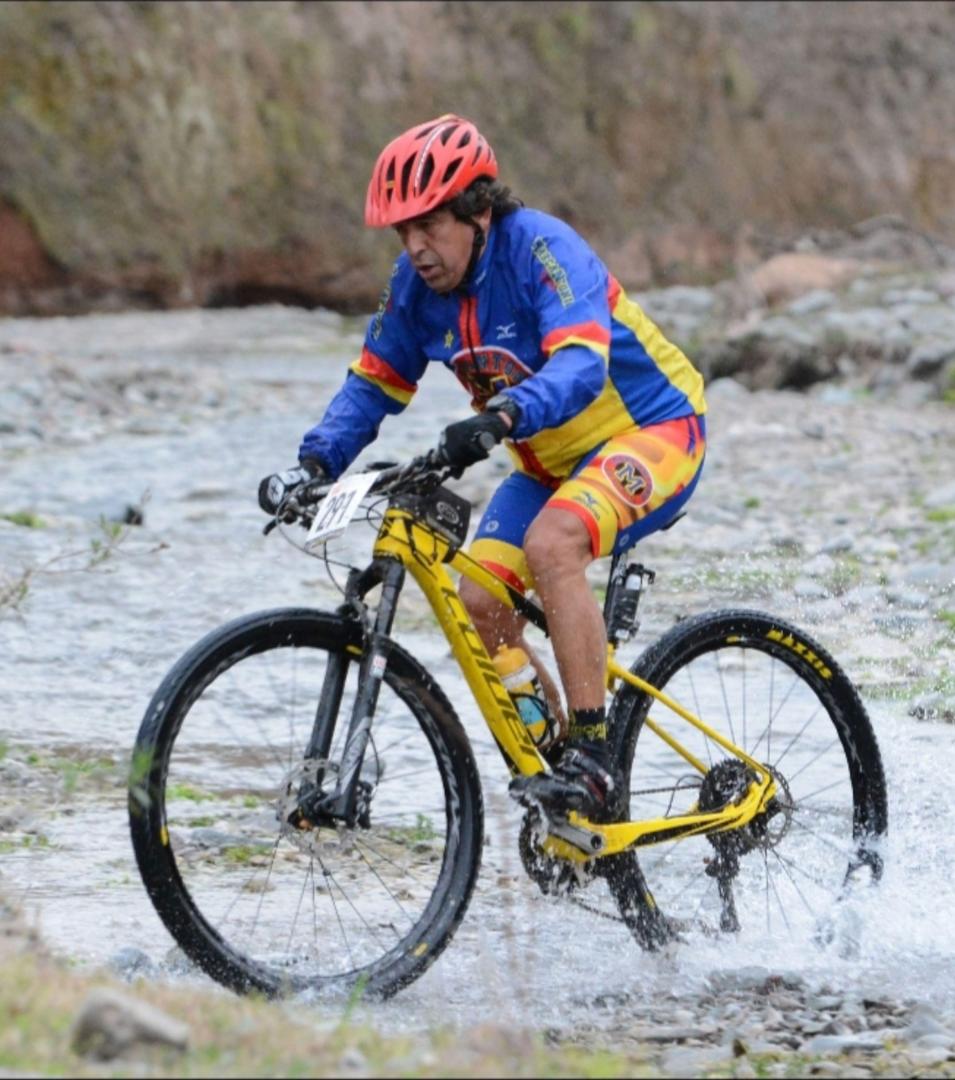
[569,707,607,743]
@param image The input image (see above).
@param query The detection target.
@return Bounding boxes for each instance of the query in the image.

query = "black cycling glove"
[258,458,325,517]
[438,395,520,475]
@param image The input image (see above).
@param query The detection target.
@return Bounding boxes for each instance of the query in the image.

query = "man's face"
[395,207,489,293]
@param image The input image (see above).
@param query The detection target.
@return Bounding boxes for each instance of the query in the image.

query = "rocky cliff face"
[1,0,954,315]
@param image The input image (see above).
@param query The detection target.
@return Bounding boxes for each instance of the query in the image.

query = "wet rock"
[71,987,189,1060]
[70,498,145,526]
[108,946,160,981]
[923,482,955,510]
[642,1024,718,1043]
[906,339,955,379]
[786,289,837,315]
[161,946,196,976]
[189,827,246,849]
[659,1044,731,1076]
[794,579,831,600]
[0,760,34,788]
[805,1032,887,1054]
[902,1007,954,1042]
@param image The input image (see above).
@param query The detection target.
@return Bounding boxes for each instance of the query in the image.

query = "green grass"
[926,507,955,523]
[222,844,274,866]
[167,783,211,803]
[386,813,438,845]
[0,511,45,528]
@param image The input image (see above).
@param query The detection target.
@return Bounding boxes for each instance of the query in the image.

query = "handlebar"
[263,446,454,536]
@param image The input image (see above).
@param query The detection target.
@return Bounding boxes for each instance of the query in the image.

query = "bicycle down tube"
[371,506,778,857]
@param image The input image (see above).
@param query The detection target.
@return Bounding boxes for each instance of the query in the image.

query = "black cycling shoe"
[509,739,622,821]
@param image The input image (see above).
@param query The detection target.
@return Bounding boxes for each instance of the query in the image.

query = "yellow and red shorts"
[470,414,705,594]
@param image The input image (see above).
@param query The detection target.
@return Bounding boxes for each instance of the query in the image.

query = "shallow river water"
[1,306,954,1045]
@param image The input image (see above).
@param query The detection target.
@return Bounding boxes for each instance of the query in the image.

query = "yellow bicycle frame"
[374,508,777,864]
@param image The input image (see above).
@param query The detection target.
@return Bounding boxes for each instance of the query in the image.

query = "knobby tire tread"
[128,607,483,999]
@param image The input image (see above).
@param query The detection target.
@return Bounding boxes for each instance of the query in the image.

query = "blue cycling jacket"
[300,207,706,483]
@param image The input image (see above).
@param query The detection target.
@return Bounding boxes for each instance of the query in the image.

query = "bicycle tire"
[128,607,483,999]
[606,609,887,948]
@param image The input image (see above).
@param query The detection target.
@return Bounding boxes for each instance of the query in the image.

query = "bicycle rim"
[130,610,482,998]
[609,610,887,947]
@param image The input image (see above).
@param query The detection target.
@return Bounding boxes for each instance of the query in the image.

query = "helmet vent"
[399,156,415,199]
[417,154,435,193]
[441,162,459,185]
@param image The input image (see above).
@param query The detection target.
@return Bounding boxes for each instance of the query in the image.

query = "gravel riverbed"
[0,302,953,1076]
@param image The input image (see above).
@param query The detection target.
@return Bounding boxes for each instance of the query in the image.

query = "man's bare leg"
[459,576,567,733]
[523,508,606,713]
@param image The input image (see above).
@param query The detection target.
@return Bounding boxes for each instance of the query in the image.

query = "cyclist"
[259,114,707,819]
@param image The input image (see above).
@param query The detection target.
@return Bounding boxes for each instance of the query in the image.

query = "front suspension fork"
[295,558,405,827]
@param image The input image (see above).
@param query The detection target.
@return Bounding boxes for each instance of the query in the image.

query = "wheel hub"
[699,758,795,857]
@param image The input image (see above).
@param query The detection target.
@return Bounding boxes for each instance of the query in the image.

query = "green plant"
[0,511,45,528]
[167,783,210,803]
[223,844,273,865]
[926,508,955,524]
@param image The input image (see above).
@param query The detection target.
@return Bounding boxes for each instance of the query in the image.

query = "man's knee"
[524,509,593,581]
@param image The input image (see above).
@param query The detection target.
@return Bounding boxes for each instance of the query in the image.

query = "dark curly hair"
[448,178,523,222]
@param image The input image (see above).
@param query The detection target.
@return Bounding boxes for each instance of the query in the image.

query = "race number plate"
[305,472,379,548]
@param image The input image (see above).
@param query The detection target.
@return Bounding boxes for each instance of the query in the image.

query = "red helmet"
[365,114,498,228]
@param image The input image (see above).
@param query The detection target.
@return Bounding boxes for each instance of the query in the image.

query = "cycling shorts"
[469,414,705,595]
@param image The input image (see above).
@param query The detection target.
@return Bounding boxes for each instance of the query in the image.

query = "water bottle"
[492,645,554,748]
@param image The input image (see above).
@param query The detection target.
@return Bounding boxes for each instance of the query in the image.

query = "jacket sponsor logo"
[531,237,575,308]
[572,490,603,519]
[496,322,517,340]
[450,345,532,407]
[602,453,652,507]
[370,262,402,341]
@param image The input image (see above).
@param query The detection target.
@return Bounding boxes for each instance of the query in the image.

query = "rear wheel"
[607,610,887,948]
[128,608,483,999]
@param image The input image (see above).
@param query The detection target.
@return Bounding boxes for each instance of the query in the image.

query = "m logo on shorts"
[602,454,653,507]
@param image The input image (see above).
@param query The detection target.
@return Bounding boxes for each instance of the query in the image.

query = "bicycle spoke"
[792,776,846,806]
[769,848,821,920]
[316,854,358,969]
[771,848,840,894]
[353,835,443,889]
[784,736,841,785]
[765,850,792,934]
[611,616,885,949]
[354,846,416,927]
[714,652,738,748]
[287,857,312,955]
[683,663,713,768]
[772,704,824,771]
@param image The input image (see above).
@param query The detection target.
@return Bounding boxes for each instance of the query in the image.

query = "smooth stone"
[805,1032,886,1054]
[659,1045,731,1076]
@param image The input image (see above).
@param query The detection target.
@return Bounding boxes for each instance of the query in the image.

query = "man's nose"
[401,225,427,257]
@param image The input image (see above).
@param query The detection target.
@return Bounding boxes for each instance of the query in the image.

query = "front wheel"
[607,610,888,947]
[128,608,483,999]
